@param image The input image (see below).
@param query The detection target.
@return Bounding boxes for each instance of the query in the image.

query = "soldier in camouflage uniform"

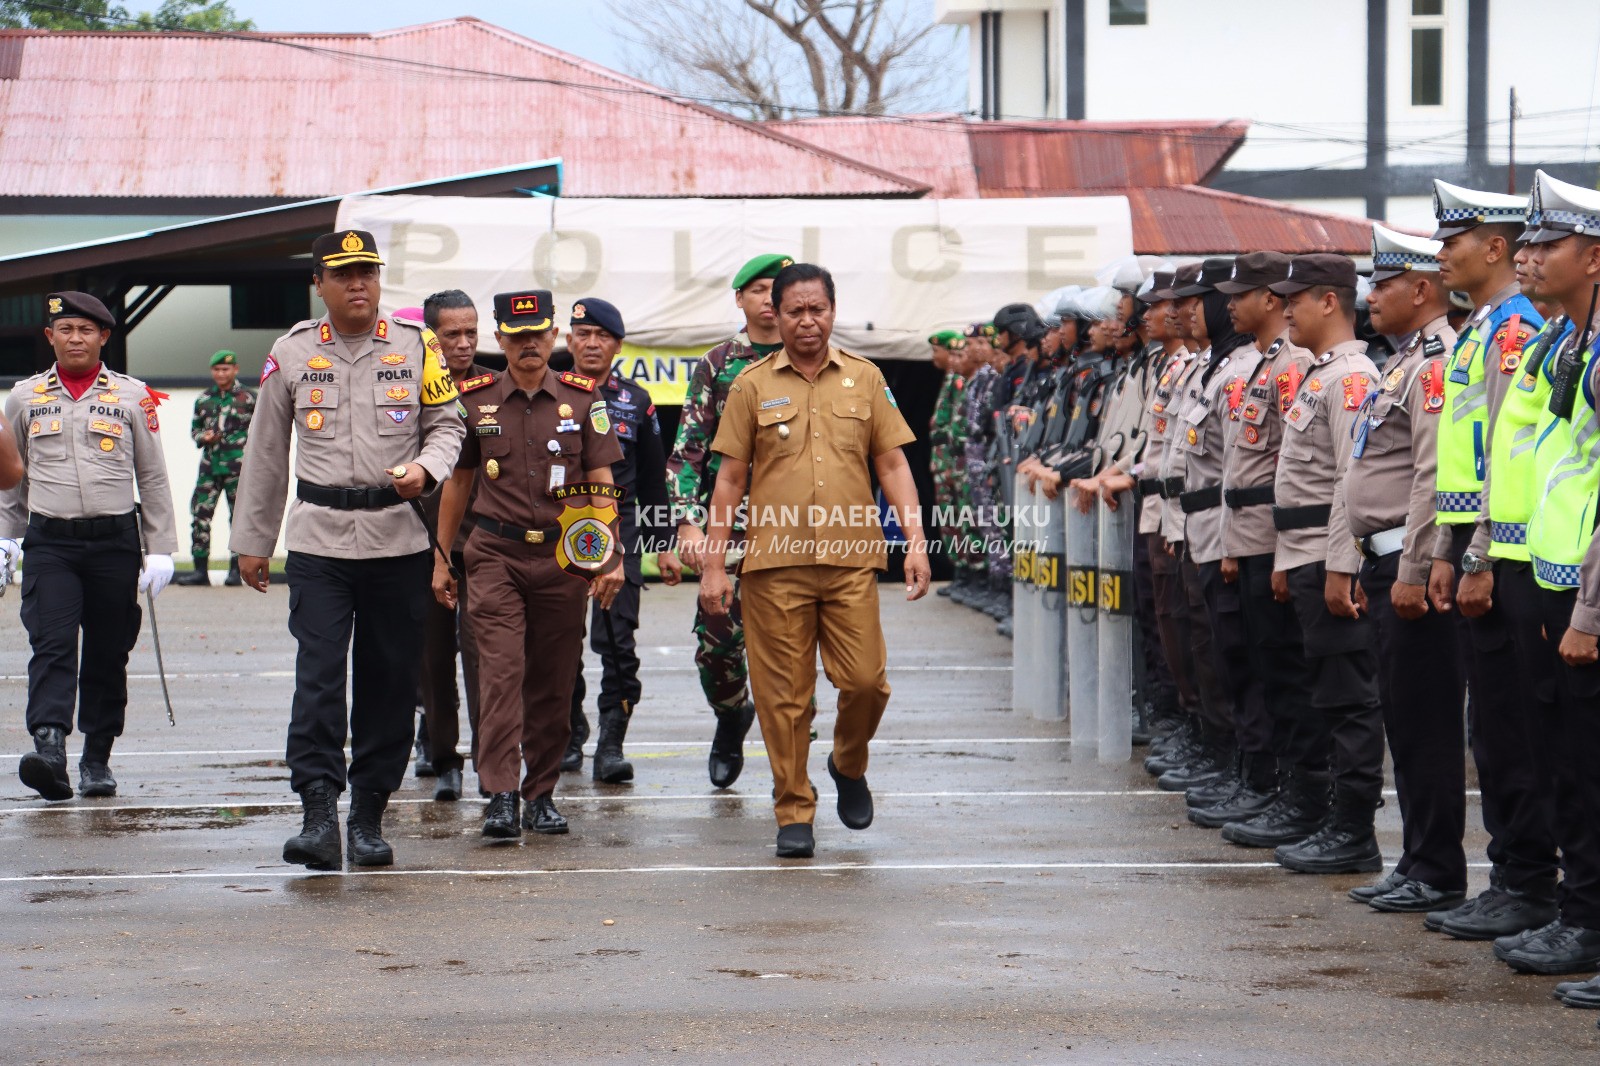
[174,349,254,587]
[927,330,967,597]
[955,324,1001,610]
[662,253,792,789]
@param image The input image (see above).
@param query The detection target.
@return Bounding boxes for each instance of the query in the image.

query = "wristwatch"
[1460,551,1493,575]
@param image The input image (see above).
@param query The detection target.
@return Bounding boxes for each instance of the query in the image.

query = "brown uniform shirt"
[712,346,915,573]
[0,364,178,553]
[1338,316,1455,586]
[455,369,623,529]
[231,315,467,560]
[1220,332,1314,559]
[1274,339,1378,574]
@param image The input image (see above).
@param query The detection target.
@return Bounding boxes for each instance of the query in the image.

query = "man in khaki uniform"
[231,231,467,870]
[0,291,178,801]
[702,263,929,859]
[1266,253,1384,876]
[1338,224,1465,913]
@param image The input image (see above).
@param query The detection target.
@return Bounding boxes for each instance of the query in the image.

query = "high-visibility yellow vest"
[1436,295,1542,523]
[1487,320,1572,560]
[1527,333,1600,590]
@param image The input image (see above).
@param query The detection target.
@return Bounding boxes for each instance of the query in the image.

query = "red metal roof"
[771,115,981,198]
[967,119,1248,192]
[0,19,927,200]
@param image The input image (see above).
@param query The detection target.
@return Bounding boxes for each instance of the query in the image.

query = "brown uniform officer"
[433,289,624,840]
[702,262,929,860]
[231,230,467,870]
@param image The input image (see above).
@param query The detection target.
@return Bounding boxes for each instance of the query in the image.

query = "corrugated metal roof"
[968,119,1248,192]
[0,19,928,200]
[771,115,981,198]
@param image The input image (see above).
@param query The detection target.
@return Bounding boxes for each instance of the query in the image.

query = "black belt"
[297,482,404,510]
[474,515,562,546]
[1272,504,1332,531]
[1137,477,1162,498]
[1178,486,1223,514]
[1224,484,1276,509]
[27,512,137,540]
[1158,476,1184,499]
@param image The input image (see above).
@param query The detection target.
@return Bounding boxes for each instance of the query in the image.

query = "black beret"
[570,297,626,340]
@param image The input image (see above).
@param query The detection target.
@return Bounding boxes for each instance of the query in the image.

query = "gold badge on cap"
[572,304,587,320]
[486,459,500,480]
[340,232,364,253]
[47,297,62,314]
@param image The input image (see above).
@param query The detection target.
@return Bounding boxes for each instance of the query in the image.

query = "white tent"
[337,193,1134,366]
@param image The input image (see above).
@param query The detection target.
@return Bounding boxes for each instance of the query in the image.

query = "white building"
[935,0,1600,230]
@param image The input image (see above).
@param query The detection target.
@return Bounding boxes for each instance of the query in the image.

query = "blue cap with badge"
[570,297,626,340]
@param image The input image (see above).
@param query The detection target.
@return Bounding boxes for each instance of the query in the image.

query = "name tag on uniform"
[760,397,791,410]
[476,425,501,436]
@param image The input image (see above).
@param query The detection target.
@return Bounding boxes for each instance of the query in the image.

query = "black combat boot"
[78,733,117,797]
[949,571,975,606]
[1143,718,1199,775]
[346,788,394,867]
[1190,752,1278,828]
[223,556,242,587]
[1275,791,1382,874]
[1157,727,1234,792]
[591,707,634,784]
[562,704,590,773]
[282,782,341,869]
[19,726,73,801]
[523,792,568,834]
[482,792,521,839]
[173,557,210,586]
[1185,749,1243,808]
[1442,876,1558,941]
[983,575,1010,619]
[709,700,756,789]
[1221,764,1330,847]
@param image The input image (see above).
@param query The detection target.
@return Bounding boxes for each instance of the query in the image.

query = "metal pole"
[1508,86,1517,194]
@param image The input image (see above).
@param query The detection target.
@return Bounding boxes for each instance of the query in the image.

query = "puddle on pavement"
[1395,988,1451,1001]
[713,967,832,980]
[577,949,641,958]
[25,887,131,904]
[197,760,286,770]
[74,808,268,835]
[1309,965,1365,978]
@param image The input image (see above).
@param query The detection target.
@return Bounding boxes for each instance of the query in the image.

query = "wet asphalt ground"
[1,581,1596,1064]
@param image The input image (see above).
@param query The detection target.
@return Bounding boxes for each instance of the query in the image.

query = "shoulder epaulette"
[461,373,496,394]
[284,318,319,336]
[1423,334,1448,357]
[1266,339,1285,357]
[559,371,596,392]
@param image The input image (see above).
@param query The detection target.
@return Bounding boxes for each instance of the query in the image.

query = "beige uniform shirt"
[1128,347,1184,534]
[1173,348,1238,564]
[0,364,178,553]
[1094,353,1151,475]
[1159,349,1210,543]
[1221,333,1314,559]
[1274,340,1378,575]
[712,346,915,573]
[1337,317,1455,586]
[230,316,467,560]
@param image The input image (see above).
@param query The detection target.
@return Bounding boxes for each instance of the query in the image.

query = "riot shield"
[1011,472,1039,717]
[1097,489,1136,763]
[1036,487,1066,722]
[1065,493,1099,758]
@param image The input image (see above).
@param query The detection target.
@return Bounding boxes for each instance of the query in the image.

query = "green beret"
[732,253,795,291]
[209,350,238,368]
[928,329,965,349]
[963,322,997,340]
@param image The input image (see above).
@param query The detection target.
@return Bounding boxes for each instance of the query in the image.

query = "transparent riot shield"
[1036,488,1066,722]
[1097,489,1136,763]
[1065,494,1099,758]
[1010,473,1038,717]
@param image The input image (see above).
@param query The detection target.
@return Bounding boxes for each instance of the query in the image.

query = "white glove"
[139,554,175,598]
[0,538,19,590]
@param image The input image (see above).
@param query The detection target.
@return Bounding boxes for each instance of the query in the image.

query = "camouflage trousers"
[694,569,750,716]
[961,447,994,576]
[189,469,239,560]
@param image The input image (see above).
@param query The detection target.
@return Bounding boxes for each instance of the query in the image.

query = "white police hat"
[1432,179,1529,239]
[1521,169,1600,245]
[1370,223,1443,282]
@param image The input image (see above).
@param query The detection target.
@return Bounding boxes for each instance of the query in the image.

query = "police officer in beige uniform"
[1338,226,1465,913]
[0,291,179,801]
[231,231,467,870]
[1266,253,1385,876]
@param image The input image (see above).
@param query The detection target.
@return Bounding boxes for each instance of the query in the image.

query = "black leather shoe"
[413,738,435,778]
[283,782,341,869]
[1426,884,1500,932]
[78,761,117,797]
[19,726,73,801]
[482,792,521,839]
[346,788,394,867]
[523,793,568,835]
[1275,820,1382,875]
[561,705,589,773]
[827,754,873,830]
[1369,878,1466,914]
[709,701,756,789]
[1497,922,1600,975]
[224,557,242,587]
[1556,974,1600,1008]
[1494,919,1558,958]
[1349,867,1407,903]
[1444,889,1558,941]
[434,768,462,802]
[775,823,814,858]
[173,563,210,586]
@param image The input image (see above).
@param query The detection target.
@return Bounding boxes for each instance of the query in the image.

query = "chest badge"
[1308,378,1324,393]
[478,405,498,415]
[841,377,855,388]
[486,459,501,480]
[381,353,406,365]
[306,410,325,432]
[386,386,410,401]
[99,437,115,452]
[307,356,333,370]
[777,423,791,440]
[1384,367,1406,392]
[547,440,561,453]
[309,388,324,404]
[558,403,574,419]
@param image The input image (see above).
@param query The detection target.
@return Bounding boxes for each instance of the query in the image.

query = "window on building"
[230,281,310,331]
[1410,0,1445,107]
[1109,0,1147,27]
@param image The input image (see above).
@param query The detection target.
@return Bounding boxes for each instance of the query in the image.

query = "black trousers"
[20,522,142,738]
[1497,561,1564,892]
[1286,561,1384,805]
[1148,532,1199,716]
[1236,553,1318,763]
[572,579,643,718]
[1180,549,1232,732]
[1199,557,1263,751]
[1533,587,1600,927]
[1361,552,1467,891]
[419,549,480,773]
[1132,530,1178,716]
[1447,527,1559,894]
[285,550,430,795]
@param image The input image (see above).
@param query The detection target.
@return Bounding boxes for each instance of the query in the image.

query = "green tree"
[0,0,253,30]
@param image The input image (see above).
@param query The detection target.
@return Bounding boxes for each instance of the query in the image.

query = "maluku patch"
[589,399,611,435]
